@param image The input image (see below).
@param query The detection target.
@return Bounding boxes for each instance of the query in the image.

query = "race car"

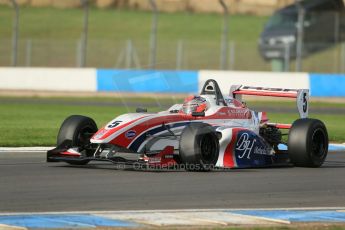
[47,79,329,170]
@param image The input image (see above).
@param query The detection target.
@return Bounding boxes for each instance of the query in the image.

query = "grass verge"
[0,6,342,72]
[0,97,343,146]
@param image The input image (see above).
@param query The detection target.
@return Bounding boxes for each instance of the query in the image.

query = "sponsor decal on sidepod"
[125,130,137,139]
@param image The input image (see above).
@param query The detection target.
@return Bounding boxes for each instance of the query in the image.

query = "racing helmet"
[181,96,208,114]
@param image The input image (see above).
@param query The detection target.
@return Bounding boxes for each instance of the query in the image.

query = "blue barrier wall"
[97,70,345,97]
[309,73,345,97]
[1,67,344,97]
[97,69,198,93]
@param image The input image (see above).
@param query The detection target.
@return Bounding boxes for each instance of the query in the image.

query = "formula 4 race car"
[47,79,329,170]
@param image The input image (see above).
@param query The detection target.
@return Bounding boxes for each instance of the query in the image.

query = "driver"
[181,96,209,115]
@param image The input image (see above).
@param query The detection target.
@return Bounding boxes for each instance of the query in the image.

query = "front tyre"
[179,123,219,171]
[57,115,98,165]
[288,118,328,167]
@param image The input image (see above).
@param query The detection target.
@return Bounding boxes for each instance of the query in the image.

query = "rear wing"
[230,85,309,118]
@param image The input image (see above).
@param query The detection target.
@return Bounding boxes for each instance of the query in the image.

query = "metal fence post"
[334,12,340,43]
[80,0,89,67]
[341,43,345,73]
[295,0,304,72]
[148,0,158,69]
[219,0,229,70]
[229,41,235,70]
[284,43,291,72]
[10,0,19,67]
[76,39,82,67]
[126,39,133,69]
[334,12,340,72]
[176,39,184,70]
[25,39,32,66]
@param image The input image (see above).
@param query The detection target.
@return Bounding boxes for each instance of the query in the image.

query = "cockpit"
[180,79,229,115]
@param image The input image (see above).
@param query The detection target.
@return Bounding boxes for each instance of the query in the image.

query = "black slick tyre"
[179,123,219,171]
[288,118,328,167]
[57,115,98,165]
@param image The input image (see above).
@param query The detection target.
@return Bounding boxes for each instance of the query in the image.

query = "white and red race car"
[47,79,328,170]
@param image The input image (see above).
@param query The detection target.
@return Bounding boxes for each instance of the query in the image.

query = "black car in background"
[259,0,345,61]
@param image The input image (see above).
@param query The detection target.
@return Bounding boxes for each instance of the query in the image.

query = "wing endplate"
[230,85,309,118]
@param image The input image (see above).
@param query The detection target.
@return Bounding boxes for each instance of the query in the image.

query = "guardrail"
[0,67,344,97]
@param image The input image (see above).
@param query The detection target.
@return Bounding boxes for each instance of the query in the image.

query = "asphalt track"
[1,151,345,213]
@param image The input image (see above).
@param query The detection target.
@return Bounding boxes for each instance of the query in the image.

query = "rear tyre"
[288,118,328,167]
[57,115,98,165]
[179,123,219,171]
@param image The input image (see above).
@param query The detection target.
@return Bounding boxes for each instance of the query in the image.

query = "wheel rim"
[311,128,327,158]
[200,133,217,164]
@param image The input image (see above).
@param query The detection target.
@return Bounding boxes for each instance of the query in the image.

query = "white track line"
[2,208,345,228]
[0,224,27,230]
[0,147,53,153]
[228,213,291,225]
[1,207,345,215]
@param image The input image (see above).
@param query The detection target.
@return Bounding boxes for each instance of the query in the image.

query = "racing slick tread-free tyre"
[288,118,328,168]
[179,123,219,171]
[57,115,98,165]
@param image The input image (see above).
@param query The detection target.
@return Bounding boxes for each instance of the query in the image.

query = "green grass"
[0,95,186,105]
[0,103,121,146]
[0,97,344,146]
[219,226,345,230]
[0,6,270,69]
[0,5,343,71]
[0,6,267,42]
[267,113,345,142]
[217,226,345,230]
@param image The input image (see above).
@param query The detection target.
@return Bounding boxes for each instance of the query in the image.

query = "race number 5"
[302,92,308,113]
[298,90,309,118]
[107,121,122,129]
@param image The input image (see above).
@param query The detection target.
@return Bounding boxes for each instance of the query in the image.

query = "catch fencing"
[2,1,345,73]
[2,39,345,73]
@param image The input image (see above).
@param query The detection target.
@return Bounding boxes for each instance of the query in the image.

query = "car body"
[47,79,329,170]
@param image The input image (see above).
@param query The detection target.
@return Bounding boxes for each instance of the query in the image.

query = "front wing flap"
[47,143,178,168]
